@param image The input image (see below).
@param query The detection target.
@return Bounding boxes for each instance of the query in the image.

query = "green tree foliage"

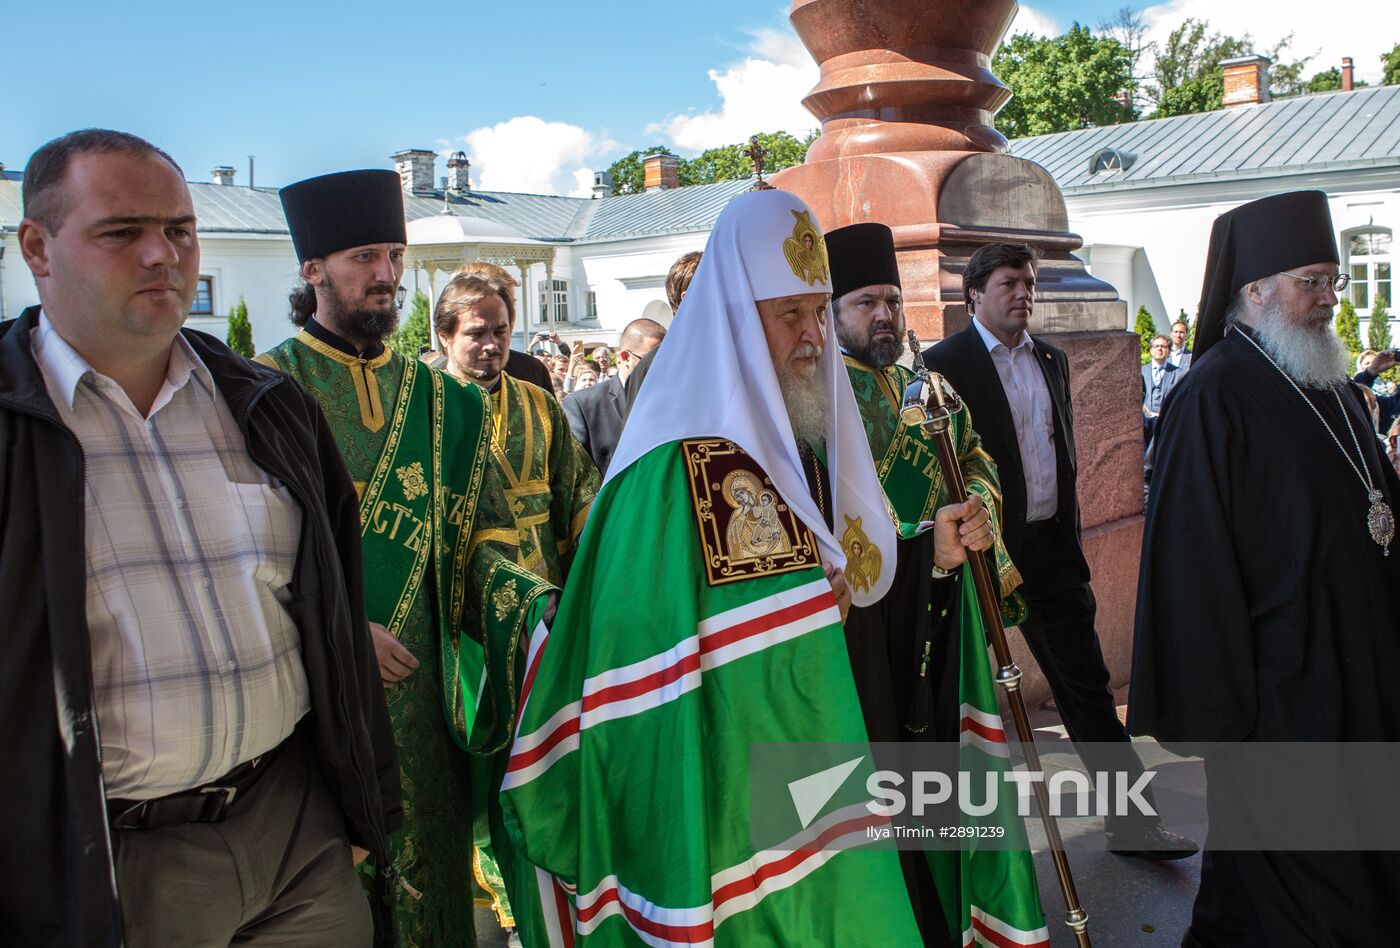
[1181,309,1197,351]
[1266,37,1313,99]
[1306,67,1368,93]
[1156,75,1224,117]
[1149,18,1247,107]
[1096,6,1153,112]
[992,25,1136,139]
[1383,43,1400,85]
[390,291,432,356]
[1367,300,1393,351]
[603,145,676,196]
[604,132,816,194]
[1307,68,1343,93]
[1148,19,1312,117]
[1335,298,1364,368]
[682,131,812,186]
[1135,306,1158,364]
[226,296,254,358]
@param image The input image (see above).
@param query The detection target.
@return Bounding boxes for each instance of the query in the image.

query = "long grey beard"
[778,356,829,453]
[1253,301,1349,390]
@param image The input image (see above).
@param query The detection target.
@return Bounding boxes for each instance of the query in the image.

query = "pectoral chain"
[1238,330,1394,555]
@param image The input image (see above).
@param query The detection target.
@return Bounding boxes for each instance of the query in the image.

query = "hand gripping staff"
[902,330,1092,948]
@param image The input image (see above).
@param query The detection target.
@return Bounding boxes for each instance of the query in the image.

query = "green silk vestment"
[472,372,600,935]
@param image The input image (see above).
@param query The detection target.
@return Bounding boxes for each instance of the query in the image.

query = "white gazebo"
[404,213,560,345]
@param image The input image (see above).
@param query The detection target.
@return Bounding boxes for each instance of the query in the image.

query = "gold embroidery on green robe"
[844,355,1024,621]
[486,373,600,585]
[471,371,600,932]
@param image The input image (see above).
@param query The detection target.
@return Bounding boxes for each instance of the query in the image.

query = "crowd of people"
[3,127,1397,948]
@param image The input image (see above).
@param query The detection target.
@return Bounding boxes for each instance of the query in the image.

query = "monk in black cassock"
[1129,190,1400,946]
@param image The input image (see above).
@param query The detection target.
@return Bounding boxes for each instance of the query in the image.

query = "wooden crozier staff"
[901,330,1092,948]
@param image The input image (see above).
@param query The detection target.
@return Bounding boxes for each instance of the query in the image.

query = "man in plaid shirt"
[1,129,400,946]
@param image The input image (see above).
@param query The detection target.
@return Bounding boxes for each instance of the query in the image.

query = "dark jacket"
[622,344,657,421]
[563,374,626,476]
[1140,360,1182,413]
[924,322,1080,565]
[507,348,555,393]
[0,307,400,947]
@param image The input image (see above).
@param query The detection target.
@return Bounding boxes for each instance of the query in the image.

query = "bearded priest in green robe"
[827,222,1024,738]
[254,169,555,948]
[826,222,1045,946]
[433,269,600,944]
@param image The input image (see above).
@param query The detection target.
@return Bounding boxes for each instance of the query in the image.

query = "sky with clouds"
[3,1,1396,198]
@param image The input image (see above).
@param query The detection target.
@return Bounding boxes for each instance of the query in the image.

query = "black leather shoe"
[1107,823,1200,860]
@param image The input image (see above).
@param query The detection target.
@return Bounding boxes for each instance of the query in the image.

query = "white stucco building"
[2,72,1396,347]
[0,152,746,354]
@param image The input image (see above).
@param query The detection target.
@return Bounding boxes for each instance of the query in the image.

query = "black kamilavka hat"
[825,222,902,300]
[279,169,407,263]
[1194,190,1338,359]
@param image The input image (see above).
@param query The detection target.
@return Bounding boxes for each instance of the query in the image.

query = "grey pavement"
[475,905,512,948]
[1030,688,1202,947]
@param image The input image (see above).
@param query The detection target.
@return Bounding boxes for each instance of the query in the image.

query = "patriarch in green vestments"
[503,190,928,948]
[254,169,555,948]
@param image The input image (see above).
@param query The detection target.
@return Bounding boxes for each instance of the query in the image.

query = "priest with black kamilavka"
[827,222,1024,739]
[1129,190,1400,947]
[254,170,555,947]
[828,222,1046,948]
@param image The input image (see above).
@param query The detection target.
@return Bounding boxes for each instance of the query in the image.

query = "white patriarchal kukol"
[609,189,896,606]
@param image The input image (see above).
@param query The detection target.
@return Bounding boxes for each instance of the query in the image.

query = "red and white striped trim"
[537,866,577,948]
[960,702,1010,758]
[503,577,839,791]
[515,618,551,731]
[708,802,886,929]
[569,802,888,947]
[962,905,1051,948]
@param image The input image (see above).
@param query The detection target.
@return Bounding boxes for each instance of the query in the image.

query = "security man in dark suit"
[924,242,1196,859]
[564,318,665,476]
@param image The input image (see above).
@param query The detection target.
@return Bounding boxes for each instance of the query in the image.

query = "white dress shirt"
[972,316,1059,521]
[32,313,309,799]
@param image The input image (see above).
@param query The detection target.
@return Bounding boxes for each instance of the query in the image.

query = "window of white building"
[191,276,214,316]
[1348,229,1391,313]
[585,290,597,321]
[539,279,569,322]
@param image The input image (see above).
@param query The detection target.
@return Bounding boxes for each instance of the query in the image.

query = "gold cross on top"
[744,135,776,190]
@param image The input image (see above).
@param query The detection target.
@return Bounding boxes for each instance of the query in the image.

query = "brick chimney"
[1342,57,1355,92]
[392,149,437,193]
[211,166,236,186]
[1221,55,1271,107]
[592,170,613,199]
[446,151,471,192]
[643,153,680,191]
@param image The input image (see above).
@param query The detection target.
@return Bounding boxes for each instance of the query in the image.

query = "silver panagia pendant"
[1368,490,1395,555]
